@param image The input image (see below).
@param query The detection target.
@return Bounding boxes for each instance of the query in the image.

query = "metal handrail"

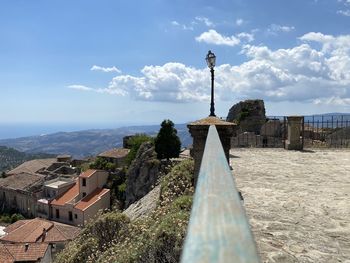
[181,125,260,263]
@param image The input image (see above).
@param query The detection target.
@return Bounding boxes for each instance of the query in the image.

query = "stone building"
[49,169,110,226]
[97,148,130,167]
[6,156,78,177]
[6,159,58,176]
[0,217,80,262]
[0,172,45,217]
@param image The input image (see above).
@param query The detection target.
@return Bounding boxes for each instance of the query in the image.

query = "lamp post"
[206,50,216,117]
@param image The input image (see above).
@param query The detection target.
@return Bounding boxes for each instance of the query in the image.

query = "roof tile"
[0,218,80,244]
[98,148,130,159]
[7,158,57,175]
[79,169,98,178]
[74,188,110,211]
[4,243,48,262]
[50,181,79,206]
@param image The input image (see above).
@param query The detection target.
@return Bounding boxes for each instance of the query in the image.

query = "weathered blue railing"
[181,125,260,263]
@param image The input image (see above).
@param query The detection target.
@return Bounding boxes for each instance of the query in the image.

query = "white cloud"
[195,16,214,27]
[267,24,295,35]
[313,97,350,106]
[91,65,121,73]
[195,29,240,46]
[237,32,254,42]
[171,20,194,30]
[337,9,350,16]
[236,18,244,26]
[67,85,93,91]
[70,32,350,107]
[337,0,350,16]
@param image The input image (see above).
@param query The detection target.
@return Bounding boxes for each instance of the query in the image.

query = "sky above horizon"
[1,0,350,127]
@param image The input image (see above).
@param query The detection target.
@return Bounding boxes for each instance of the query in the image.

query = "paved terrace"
[230,148,350,263]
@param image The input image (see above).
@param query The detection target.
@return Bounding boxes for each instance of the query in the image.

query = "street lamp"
[206,50,216,117]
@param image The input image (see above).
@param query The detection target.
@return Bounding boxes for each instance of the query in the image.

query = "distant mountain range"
[0,146,55,174]
[0,124,192,158]
[0,113,349,159]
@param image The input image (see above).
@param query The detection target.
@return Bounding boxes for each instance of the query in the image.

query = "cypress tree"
[155,119,181,160]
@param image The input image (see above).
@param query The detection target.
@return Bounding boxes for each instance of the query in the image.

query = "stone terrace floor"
[230,148,350,263]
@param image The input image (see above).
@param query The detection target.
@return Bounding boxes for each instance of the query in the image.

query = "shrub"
[125,134,153,166]
[89,157,117,172]
[10,213,25,223]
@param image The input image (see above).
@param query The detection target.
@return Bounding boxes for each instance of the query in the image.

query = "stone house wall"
[0,188,39,217]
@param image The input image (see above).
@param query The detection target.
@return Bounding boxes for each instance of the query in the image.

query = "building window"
[56,209,60,218]
[75,214,78,219]
[69,211,73,221]
[82,192,86,197]
[82,178,86,187]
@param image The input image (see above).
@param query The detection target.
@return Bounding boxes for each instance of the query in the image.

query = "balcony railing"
[181,125,260,263]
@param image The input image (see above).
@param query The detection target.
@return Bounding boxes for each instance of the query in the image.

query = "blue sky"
[1,0,350,128]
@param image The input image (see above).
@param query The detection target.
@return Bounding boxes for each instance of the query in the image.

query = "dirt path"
[230,148,350,263]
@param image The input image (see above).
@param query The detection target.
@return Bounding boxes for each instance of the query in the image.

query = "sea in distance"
[0,122,142,140]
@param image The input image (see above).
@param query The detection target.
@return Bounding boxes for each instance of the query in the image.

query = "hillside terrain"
[55,159,194,263]
[0,124,192,158]
[0,146,55,174]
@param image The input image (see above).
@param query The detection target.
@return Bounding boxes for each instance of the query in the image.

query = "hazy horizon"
[1,111,350,140]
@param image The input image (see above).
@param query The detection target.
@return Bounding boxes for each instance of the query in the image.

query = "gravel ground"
[230,148,350,263]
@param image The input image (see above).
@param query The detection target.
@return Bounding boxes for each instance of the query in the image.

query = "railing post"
[187,117,236,185]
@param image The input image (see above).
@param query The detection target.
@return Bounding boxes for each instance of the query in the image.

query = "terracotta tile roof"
[45,222,80,242]
[7,158,57,175]
[50,181,79,206]
[74,188,110,211]
[3,243,48,262]
[98,148,130,159]
[79,169,98,178]
[0,218,80,244]
[0,173,44,191]
[0,244,14,263]
[3,220,30,234]
[1,218,52,243]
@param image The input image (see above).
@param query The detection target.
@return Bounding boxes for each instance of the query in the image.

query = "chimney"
[24,243,29,252]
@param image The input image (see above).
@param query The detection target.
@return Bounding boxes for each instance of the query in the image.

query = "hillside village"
[0,101,349,262]
[0,119,188,262]
[0,137,133,261]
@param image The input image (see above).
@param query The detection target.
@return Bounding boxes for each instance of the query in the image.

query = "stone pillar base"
[285,116,304,151]
[188,117,236,185]
[285,140,303,150]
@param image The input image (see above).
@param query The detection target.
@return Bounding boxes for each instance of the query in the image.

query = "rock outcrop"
[226,99,266,134]
[125,142,161,207]
[123,185,160,221]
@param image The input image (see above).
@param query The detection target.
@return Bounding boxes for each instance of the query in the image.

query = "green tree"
[125,134,153,166]
[155,119,181,160]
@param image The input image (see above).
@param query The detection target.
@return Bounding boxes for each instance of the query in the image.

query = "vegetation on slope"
[54,159,194,263]
[0,146,55,175]
[125,134,154,166]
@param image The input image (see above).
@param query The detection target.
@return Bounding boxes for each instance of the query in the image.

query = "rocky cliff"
[226,99,266,134]
[125,142,161,207]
